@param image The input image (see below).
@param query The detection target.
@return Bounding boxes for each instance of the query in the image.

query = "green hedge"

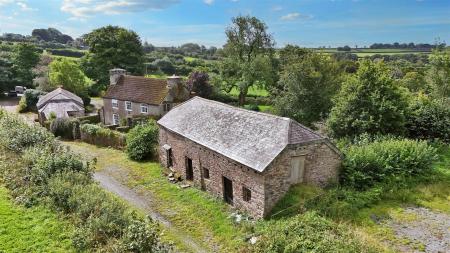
[77,114,100,124]
[341,138,438,189]
[49,118,80,140]
[0,110,169,252]
[80,124,126,149]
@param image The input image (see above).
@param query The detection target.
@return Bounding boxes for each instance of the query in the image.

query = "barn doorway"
[290,155,306,184]
[186,157,193,181]
[223,176,233,205]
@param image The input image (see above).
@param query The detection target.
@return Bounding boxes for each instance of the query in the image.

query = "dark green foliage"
[49,118,80,140]
[32,28,73,44]
[406,97,450,142]
[12,43,40,86]
[274,51,341,127]
[81,26,144,94]
[251,212,376,253]
[245,104,260,111]
[341,138,438,189]
[327,60,408,138]
[126,120,159,161]
[18,89,46,112]
[186,71,213,98]
[47,49,85,58]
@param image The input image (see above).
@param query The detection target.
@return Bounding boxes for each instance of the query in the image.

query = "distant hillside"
[31,28,73,44]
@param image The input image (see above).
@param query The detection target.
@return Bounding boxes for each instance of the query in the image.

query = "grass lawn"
[228,86,269,97]
[0,186,74,253]
[65,141,248,252]
[145,73,168,79]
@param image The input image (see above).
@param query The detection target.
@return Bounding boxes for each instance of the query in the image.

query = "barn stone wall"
[158,127,266,218]
[263,141,341,215]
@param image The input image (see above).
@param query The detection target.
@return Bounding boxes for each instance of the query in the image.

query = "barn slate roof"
[103,75,168,105]
[37,87,83,109]
[157,97,324,172]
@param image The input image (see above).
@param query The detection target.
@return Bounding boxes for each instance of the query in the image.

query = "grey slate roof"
[157,97,323,172]
[37,87,83,109]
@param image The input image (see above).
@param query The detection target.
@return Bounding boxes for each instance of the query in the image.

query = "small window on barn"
[141,104,148,113]
[203,168,210,179]
[164,103,172,112]
[242,187,251,202]
[112,99,118,109]
[167,148,173,167]
[125,101,132,111]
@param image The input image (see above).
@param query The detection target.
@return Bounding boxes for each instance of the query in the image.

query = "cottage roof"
[157,97,324,172]
[37,87,83,109]
[104,75,168,105]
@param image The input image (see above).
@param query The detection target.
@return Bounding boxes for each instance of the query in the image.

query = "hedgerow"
[80,123,126,149]
[0,110,170,252]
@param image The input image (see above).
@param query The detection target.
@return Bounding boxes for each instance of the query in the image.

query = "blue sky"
[0,0,449,47]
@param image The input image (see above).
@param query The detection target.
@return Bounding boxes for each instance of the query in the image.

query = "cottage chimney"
[109,68,126,85]
[167,75,182,90]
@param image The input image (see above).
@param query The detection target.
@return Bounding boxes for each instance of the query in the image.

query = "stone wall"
[159,127,266,218]
[263,141,341,215]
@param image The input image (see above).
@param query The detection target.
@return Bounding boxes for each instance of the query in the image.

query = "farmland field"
[315,48,431,57]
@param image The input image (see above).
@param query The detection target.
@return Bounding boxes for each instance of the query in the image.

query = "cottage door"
[223,177,233,205]
[290,156,306,184]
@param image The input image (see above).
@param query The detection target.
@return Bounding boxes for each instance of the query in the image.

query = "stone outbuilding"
[157,97,342,218]
[101,68,189,126]
[37,87,85,124]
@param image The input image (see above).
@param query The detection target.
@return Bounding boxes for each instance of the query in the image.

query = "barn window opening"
[243,187,251,202]
[203,168,210,179]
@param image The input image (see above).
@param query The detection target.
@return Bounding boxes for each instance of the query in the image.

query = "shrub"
[0,112,54,152]
[80,124,126,149]
[126,120,159,161]
[406,97,450,143]
[50,118,80,140]
[341,138,438,189]
[77,114,100,124]
[18,89,46,112]
[245,104,260,111]
[251,211,377,253]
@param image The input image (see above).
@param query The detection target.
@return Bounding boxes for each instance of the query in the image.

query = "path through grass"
[65,141,247,253]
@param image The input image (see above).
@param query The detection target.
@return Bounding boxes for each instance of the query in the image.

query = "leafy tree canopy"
[220,15,276,105]
[428,49,450,99]
[327,60,408,138]
[186,71,213,98]
[11,43,40,86]
[274,51,342,127]
[81,26,144,95]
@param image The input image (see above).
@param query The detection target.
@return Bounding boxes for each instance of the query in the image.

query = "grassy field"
[228,86,269,97]
[315,48,431,57]
[65,141,247,252]
[0,186,74,252]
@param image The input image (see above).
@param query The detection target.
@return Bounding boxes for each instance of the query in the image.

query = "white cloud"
[61,0,179,19]
[280,12,312,21]
[272,6,283,11]
[0,0,14,5]
[204,0,214,5]
[16,1,34,11]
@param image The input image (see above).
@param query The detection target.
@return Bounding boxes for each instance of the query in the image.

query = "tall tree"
[327,60,408,138]
[274,51,342,127]
[220,15,276,105]
[81,26,144,95]
[186,71,213,98]
[11,43,40,86]
[428,49,450,99]
[49,58,91,104]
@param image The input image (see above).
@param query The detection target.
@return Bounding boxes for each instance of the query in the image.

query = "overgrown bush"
[18,89,46,112]
[251,211,377,253]
[406,96,450,143]
[341,138,438,189]
[50,118,80,140]
[126,120,159,161]
[80,124,126,149]
[0,112,169,252]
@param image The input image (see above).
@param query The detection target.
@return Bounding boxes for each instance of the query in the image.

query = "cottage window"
[164,103,172,112]
[141,104,148,113]
[243,187,251,202]
[112,113,119,125]
[203,168,210,179]
[125,101,132,111]
[112,99,118,109]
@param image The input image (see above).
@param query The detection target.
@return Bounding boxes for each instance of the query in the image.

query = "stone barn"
[157,97,342,218]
